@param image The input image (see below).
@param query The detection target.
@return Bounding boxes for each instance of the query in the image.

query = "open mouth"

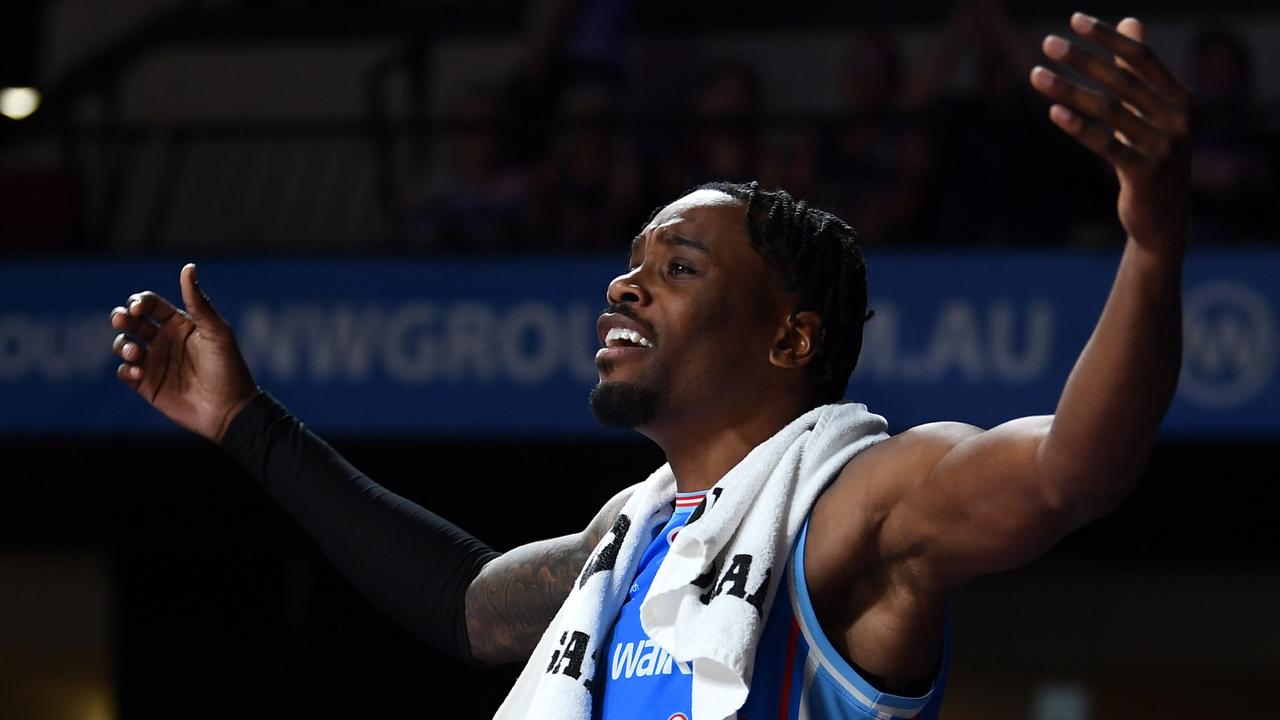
[596,312,657,368]
[604,327,654,349]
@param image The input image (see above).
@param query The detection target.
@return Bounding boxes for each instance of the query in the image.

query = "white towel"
[493,403,888,720]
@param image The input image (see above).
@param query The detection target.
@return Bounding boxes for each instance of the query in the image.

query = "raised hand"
[110,263,259,442]
[1030,13,1193,255]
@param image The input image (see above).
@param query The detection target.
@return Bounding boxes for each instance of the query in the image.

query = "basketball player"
[109,14,1190,719]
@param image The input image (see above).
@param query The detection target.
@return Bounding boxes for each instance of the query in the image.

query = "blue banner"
[1,252,1276,437]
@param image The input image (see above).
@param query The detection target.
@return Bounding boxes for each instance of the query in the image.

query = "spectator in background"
[1186,25,1279,243]
[408,0,637,253]
[534,81,643,252]
[498,0,635,172]
[813,32,937,246]
[653,61,764,201]
[405,87,532,252]
[905,0,1113,246]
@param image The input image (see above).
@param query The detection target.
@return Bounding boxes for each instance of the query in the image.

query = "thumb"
[179,262,222,325]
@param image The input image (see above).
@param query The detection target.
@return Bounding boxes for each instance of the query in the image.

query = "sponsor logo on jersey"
[610,639,692,680]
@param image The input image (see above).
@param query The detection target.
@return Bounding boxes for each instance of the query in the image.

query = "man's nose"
[606,267,652,307]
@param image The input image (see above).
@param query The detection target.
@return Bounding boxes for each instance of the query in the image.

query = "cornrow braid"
[695,180,871,405]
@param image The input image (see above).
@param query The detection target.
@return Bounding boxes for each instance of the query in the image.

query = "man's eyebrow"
[660,234,710,255]
[629,232,711,258]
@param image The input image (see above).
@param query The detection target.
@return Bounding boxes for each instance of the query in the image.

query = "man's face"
[590,189,788,431]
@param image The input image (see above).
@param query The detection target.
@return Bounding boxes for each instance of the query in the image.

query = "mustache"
[602,303,657,339]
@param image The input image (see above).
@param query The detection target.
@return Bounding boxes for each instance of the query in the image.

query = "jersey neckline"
[673,489,708,511]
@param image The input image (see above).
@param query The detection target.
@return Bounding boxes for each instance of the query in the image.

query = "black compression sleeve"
[220,392,500,663]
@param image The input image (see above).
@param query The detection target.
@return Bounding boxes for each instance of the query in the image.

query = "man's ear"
[769,310,821,369]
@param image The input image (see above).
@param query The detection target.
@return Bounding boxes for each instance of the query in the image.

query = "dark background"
[2,1,1278,718]
[4,435,1278,717]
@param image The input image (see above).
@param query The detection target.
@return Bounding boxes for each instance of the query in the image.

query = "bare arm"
[895,238,1182,589]
[894,14,1191,589]
[465,486,634,665]
[808,15,1191,683]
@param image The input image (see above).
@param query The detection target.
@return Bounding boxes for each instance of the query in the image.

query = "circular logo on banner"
[667,714,689,720]
[1179,281,1278,408]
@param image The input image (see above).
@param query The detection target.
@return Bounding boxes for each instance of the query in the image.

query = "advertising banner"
[1,252,1274,438]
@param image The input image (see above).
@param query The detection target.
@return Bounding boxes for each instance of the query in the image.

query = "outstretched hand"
[1030,13,1192,255]
[110,263,259,442]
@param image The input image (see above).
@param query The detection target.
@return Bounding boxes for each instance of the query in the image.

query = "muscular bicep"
[464,486,634,665]
[808,416,1122,684]
[883,416,1078,590]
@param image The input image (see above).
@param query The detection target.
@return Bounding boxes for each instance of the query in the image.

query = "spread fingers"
[1030,66,1166,158]
[1045,103,1147,173]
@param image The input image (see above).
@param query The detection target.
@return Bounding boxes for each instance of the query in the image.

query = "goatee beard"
[588,381,659,428]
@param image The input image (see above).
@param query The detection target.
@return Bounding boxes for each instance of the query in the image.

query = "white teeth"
[605,327,653,348]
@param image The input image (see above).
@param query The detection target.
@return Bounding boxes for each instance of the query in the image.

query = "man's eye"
[669,261,696,276]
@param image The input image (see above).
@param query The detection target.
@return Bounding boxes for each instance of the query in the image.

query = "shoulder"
[806,422,983,588]
[815,420,983,521]
[835,421,984,499]
[879,421,985,454]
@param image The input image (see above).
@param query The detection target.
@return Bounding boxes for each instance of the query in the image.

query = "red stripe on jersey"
[777,619,801,720]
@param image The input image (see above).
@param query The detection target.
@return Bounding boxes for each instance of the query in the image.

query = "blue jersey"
[593,493,950,720]
[593,490,707,720]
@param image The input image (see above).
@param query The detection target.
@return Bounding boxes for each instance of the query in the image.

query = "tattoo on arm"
[465,532,600,664]
[464,489,631,665]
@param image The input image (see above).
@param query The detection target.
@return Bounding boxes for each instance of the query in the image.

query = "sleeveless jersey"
[593,492,950,720]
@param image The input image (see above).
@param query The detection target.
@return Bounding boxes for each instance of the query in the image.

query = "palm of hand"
[140,315,232,438]
[1029,14,1193,256]
[1115,138,1190,253]
[113,264,258,442]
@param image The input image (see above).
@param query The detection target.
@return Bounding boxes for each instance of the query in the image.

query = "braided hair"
[695,180,872,405]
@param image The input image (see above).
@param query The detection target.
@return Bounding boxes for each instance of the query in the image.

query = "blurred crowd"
[401,0,1280,253]
[2,0,1277,253]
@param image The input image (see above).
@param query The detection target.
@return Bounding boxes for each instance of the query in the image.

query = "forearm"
[464,485,635,664]
[1038,239,1184,516]
[221,393,499,662]
[465,537,595,664]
